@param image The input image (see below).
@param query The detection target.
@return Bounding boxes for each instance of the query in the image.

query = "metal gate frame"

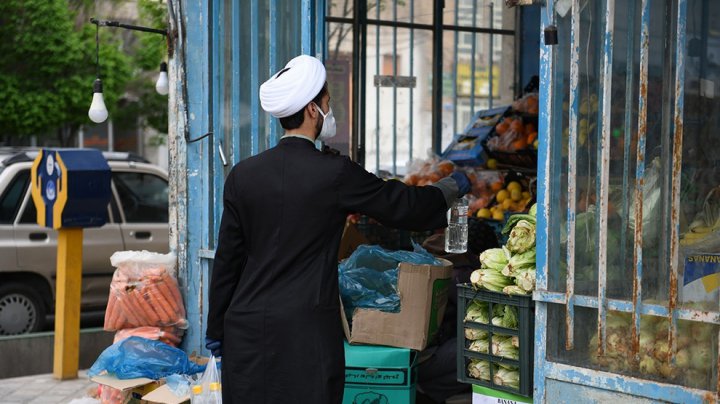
[533,0,719,402]
[325,0,517,170]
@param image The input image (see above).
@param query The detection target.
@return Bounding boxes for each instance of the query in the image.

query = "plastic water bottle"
[445,196,468,253]
[208,382,222,404]
[191,385,206,404]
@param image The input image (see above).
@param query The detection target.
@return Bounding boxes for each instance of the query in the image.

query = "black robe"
[207,137,449,404]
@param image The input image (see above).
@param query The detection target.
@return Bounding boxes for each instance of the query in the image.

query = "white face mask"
[313,103,337,141]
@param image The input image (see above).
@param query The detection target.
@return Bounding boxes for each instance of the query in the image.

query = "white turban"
[259,55,327,118]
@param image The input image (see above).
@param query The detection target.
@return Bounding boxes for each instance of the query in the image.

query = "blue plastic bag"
[339,243,440,318]
[88,336,206,379]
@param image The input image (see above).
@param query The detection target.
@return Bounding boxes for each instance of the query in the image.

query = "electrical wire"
[95,23,100,79]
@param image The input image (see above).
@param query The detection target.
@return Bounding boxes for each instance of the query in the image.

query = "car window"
[0,170,30,224]
[19,192,37,224]
[113,172,168,223]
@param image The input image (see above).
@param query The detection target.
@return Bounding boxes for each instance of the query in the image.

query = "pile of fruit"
[466,170,505,215]
[487,116,538,153]
[476,180,533,221]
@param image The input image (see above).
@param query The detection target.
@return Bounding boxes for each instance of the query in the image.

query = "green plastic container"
[472,384,532,403]
[456,284,535,397]
[343,341,417,404]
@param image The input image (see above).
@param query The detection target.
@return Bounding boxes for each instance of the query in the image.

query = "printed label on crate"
[472,385,532,404]
[345,367,408,386]
[473,394,526,404]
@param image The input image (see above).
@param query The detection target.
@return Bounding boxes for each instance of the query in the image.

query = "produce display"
[475,179,533,221]
[471,205,537,295]
[461,292,529,393]
[467,360,520,390]
[587,309,716,390]
[487,116,538,153]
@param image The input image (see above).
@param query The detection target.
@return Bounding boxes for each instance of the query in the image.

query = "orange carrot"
[118,289,144,327]
[138,287,164,325]
[146,283,174,324]
[104,292,119,330]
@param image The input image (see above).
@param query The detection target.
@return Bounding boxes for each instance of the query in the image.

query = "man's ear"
[306,103,318,118]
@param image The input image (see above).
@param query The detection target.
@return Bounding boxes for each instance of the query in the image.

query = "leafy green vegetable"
[506,220,537,254]
[465,300,490,324]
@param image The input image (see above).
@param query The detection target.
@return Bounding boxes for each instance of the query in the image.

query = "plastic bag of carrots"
[98,385,128,404]
[104,251,187,331]
[114,326,184,347]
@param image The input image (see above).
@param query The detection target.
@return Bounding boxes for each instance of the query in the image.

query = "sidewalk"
[0,370,97,404]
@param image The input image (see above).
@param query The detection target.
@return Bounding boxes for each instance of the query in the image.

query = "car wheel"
[0,283,46,335]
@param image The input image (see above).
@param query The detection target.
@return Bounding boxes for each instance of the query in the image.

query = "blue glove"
[450,171,472,197]
[205,337,222,358]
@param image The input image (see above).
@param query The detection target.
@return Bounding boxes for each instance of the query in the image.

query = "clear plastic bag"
[104,251,187,331]
[403,153,455,186]
[195,355,222,403]
[88,336,206,379]
[338,243,439,318]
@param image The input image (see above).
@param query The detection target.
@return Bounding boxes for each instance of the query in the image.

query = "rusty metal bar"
[668,0,686,366]
[565,0,580,351]
[631,0,650,365]
[596,0,615,357]
[536,291,720,323]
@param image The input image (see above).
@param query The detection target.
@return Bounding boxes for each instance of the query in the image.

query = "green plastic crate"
[456,284,535,397]
[344,341,417,404]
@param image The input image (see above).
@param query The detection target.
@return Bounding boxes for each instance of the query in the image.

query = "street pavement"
[0,370,98,404]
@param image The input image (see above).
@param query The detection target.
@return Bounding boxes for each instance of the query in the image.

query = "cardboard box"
[472,384,532,404]
[343,341,416,404]
[91,374,188,404]
[341,258,453,351]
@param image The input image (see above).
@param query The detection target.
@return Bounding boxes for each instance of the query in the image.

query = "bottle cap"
[192,385,203,394]
[210,382,221,391]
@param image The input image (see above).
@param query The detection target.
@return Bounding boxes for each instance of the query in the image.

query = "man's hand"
[205,337,223,358]
[450,171,472,197]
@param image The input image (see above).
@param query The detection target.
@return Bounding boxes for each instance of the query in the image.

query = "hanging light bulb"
[88,78,108,123]
[155,62,169,95]
[88,23,108,123]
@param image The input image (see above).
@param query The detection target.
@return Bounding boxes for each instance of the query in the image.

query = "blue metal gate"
[535,0,720,401]
[167,0,323,355]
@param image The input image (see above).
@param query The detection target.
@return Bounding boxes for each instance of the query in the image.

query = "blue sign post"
[30,149,111,380]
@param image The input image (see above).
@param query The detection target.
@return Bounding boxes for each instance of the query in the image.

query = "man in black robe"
[205,55,470,404]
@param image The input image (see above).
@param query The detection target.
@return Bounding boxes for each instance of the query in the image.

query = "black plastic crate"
[354,215,434,251]
[456,284,535,397]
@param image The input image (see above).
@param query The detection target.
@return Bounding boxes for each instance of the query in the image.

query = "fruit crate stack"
[456,284,535,397]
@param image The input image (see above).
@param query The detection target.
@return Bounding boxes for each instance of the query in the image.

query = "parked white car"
[0,150,169,335]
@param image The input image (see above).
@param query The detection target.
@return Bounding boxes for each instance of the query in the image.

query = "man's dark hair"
[279,83,329,130]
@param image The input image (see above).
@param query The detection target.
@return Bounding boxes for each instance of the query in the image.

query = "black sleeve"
[206,171,247,341]
[337,157,449,231]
